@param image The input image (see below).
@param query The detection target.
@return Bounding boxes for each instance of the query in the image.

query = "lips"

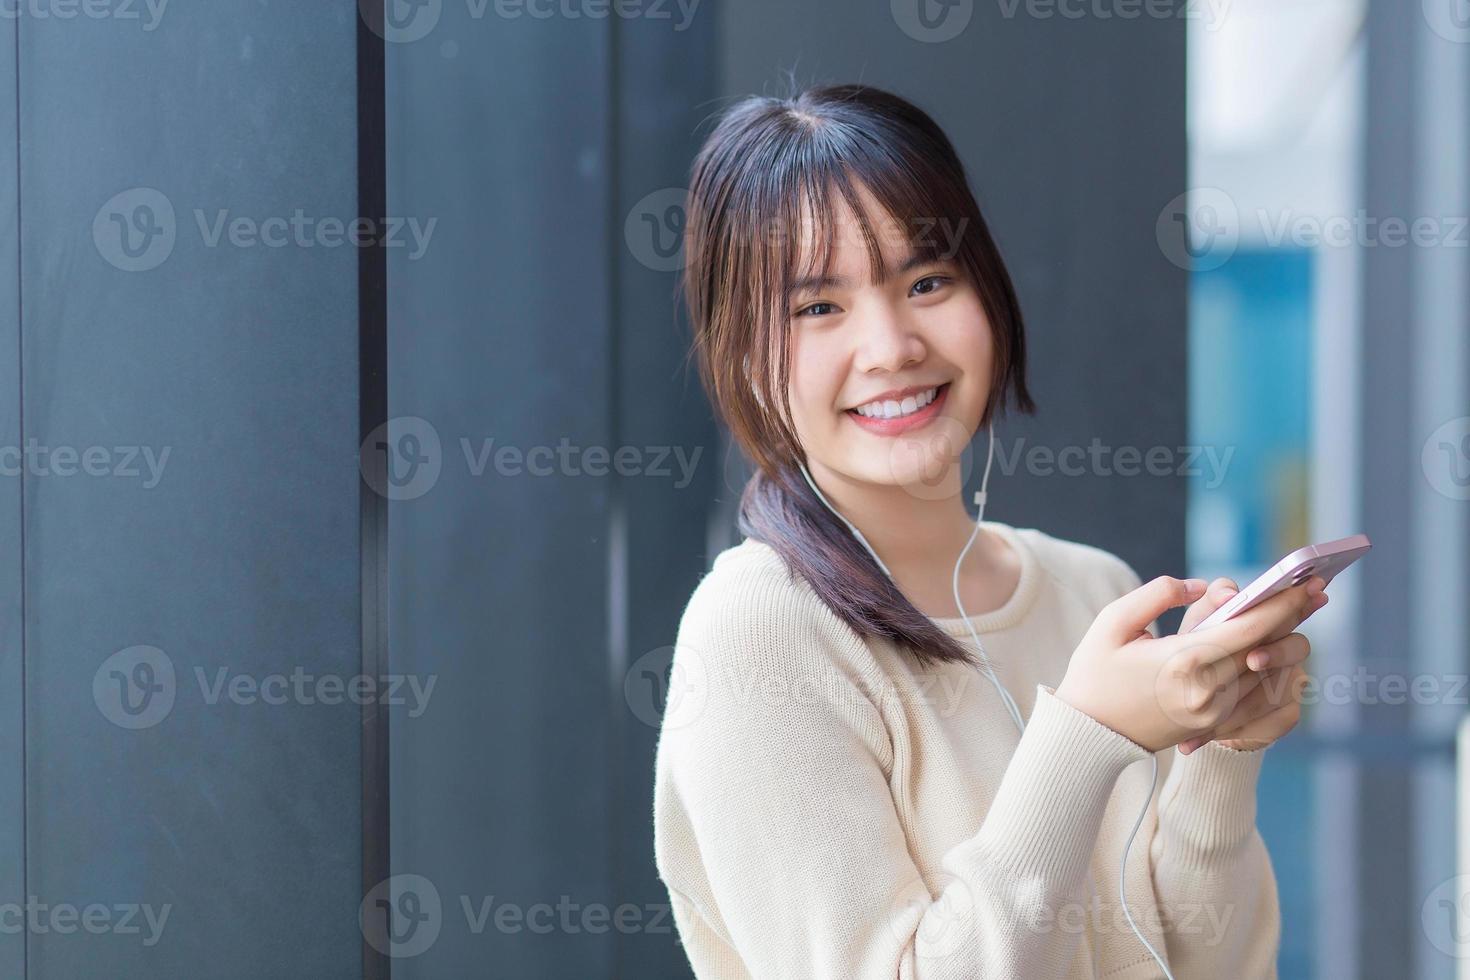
[846,382,950,435]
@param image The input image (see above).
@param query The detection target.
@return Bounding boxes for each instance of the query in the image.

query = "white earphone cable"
[951,425,1026,734]
[1121,755,1169,976]
[797,422,1172,980]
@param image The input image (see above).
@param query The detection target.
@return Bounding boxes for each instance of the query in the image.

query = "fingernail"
[1247,651,1268,670]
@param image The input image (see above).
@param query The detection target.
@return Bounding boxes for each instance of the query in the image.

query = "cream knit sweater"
[652,521,1280,979]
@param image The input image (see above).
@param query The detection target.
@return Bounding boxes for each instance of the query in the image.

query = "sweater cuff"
[960,685,1151,886]
[1157,740,1266,864]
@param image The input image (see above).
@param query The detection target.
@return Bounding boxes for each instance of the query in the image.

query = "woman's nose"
[852,306,925,373]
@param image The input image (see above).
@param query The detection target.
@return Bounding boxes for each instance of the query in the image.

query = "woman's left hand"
[1181,659,1311,752]
[1175,577,1323,754]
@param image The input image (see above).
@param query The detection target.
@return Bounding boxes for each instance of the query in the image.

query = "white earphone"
[797,422,1175,980]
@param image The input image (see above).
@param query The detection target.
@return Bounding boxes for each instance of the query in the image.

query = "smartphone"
[1184,533,1372,633]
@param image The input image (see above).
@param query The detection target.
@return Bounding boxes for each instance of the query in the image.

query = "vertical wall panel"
[1356,4,1417,976]
[19,7,363,977]
[0,11,23,980]
[612,8,721,977]
[384,5,616,977]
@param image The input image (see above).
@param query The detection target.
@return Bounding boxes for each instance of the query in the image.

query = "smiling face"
[783,181,995,495]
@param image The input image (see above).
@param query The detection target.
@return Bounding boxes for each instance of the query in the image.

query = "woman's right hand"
[1053,575,1324,752]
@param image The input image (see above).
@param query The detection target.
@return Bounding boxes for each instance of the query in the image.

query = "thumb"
[1092,575,1208,644]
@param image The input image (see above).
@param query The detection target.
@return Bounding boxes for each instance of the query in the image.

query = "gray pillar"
[12,7,368,977]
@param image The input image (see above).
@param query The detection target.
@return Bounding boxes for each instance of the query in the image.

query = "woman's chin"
[835,455,965,502]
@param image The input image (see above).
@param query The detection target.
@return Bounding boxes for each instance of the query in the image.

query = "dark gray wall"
[613,9,723,975]
[381,4,612,976]
[9,6,366,978]
[381,3,721,976]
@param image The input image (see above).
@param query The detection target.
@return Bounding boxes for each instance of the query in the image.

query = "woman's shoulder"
[676,536,869,663]
[1005,522,1144,608]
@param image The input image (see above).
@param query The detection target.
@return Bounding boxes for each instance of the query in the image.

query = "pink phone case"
[1184,533,1372,633]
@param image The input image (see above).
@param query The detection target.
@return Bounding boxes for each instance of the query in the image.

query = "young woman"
[652,83,1321,979]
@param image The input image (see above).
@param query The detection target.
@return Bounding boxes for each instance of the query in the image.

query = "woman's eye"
[795,278,946,317]
[911,274,950,296]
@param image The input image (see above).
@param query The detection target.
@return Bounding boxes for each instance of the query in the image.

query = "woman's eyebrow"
[787,251,936,295]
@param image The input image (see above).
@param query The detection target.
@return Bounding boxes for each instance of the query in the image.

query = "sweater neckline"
[925,520,1042,636]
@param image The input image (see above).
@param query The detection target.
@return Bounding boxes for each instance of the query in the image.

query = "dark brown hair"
[681,81,1036,668]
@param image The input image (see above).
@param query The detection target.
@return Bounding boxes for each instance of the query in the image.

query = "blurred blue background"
[1184,4,1466,977]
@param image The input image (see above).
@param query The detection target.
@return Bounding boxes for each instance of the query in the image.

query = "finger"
[1190,575,1326,645]
[1244,631,1311,673]
[1215,667,1308,740]
[1170,581,1323,675]
[1264,587,1329,643]
[1155,646,1264,744]
[1182,665,1306,752]
[1211,667,1293,736]
[1187,578,1321,658]
[1253,597,1324,651]
[1164,632,1272,682]
[1178,577,1240,635]
[1218,637,1279,681]
[1094,576,1208,645]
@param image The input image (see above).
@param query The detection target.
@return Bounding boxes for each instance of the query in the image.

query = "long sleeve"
[1102,555,1281,977]
[654,558,1153,979]
[1147,743,1281,978]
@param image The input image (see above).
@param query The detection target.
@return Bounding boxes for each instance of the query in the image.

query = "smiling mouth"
[845,382,950,434]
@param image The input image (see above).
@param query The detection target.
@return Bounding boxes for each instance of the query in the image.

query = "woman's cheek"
[800,377,847,445]
[788,343,845,435]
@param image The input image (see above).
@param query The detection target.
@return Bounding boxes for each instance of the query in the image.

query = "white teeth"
[853,386,939,419]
